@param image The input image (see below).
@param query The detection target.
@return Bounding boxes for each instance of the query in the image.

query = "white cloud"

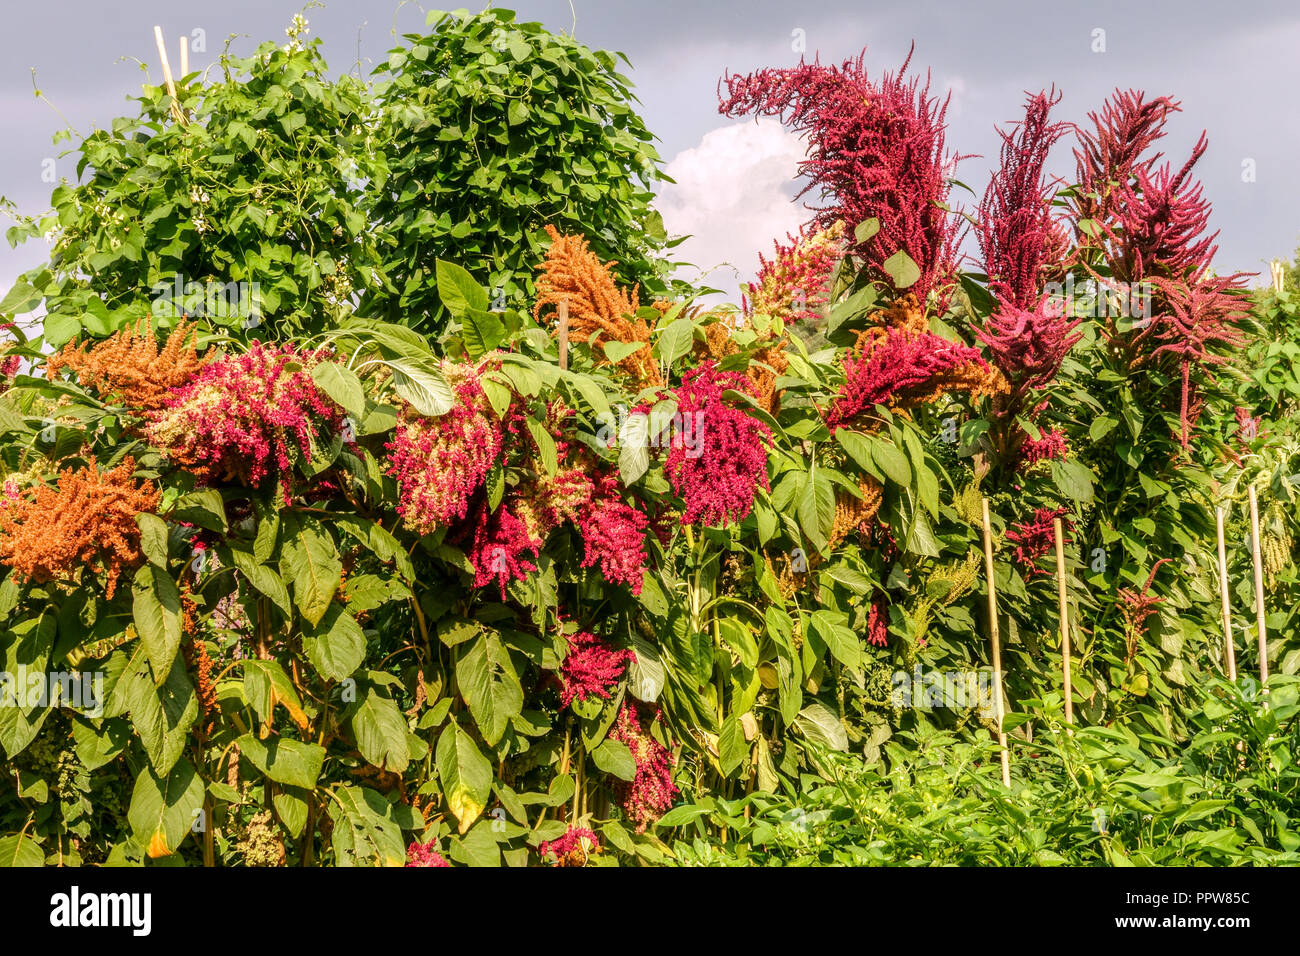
[655,119,811,301]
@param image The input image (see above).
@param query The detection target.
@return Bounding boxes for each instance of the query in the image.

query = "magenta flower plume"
[558,629,631,708]
[720,46,963,300]
[665,362,771,527]
[977,89,1071,311]
[1073,89,1181,230]
[405,839,450,867]
[1006,506,1071,577]
[1147,274,1250,447]
[1017,427,1068,470]
[538,827,601,867]
[867,598,889,647]
[746,222,847,320]
[146,341,341,491]
[467,500,540,599]
[825,326,1000,430]
[977,296,1083,394]
[607,701,679,832]
[577,492,649,594]
[386,362,502,535]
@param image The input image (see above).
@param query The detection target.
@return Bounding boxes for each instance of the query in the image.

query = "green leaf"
[120,644,197,774]
[236,734,326,789]
[436,723,492,834]
[435,259,489,316]
[349,687,411,773]
[797,470,835,553]
[881,250,921,290]
[718,712,747,776]
[869,437,911,486]
[329,785,406,867]
[854,218,881,244]
[127,758,204,858]
[525,416,558,475]
[654,316,693,367]
[1050,458,1094,505]
[391,364,455,417]
[310,362,365,418]
[136,513,170,567]
[280,522,342,627]
[793,702,848,752]
[0,280,39,315]
[0,832,44,867]
[618,412,650,485]
[303,604,367,681]
[43,313,81,348]
[591,739,636,781]
[242,659,310,732]
[132,565,183,683]
[456,633,523,746]
[227,547,292,618]
[628,636,665,702]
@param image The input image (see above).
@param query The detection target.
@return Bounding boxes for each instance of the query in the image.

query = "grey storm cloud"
[1,0,1297,298]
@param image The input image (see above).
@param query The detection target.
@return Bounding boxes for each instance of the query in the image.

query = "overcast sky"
[2,0,1297,303]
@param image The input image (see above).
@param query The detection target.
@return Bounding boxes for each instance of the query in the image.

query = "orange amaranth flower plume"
[47,320,207,414]
[0,457,160,598]
[533,226,662,388]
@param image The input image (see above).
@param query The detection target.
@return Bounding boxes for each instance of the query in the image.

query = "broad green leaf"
[349,687,411,773]
[435,259,489,316]
[882,250,921,289]
[303,604,366,682]
[131,564,183,682]
[127,758,204,858]
[793,702,848,752]
[236,734,325,789]
[591,739,636,782]
[280,523,342,627]
[436,723,492,834]
[310,362,365,418]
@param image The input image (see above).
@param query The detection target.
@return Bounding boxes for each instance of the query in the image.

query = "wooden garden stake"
[1054,517,1073,725]
[1271,259,1286,294]
[180,35,189,79]
[557,299,570,371]
[1248,485,1268,690]
[980,498,1011,787]
[1215,505,1237,680]
[153,26,184,125]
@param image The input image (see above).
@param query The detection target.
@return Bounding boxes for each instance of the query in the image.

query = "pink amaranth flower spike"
[467,500,540,599]
[665,362,771,527]
[577,494,649,594]
[746,222,847,320]
[825,325,997,430]
[607,701,679,832]
[386,362,503,535]
[146,341,341,494]
[1017,427,1068,470]
[1006,506,1070,577]
[539,827,601,867]
[977,89,1072,312]
[720,46,964,301]
[558,630,631,708]
[1073,90,1181,233]
[867,598,889,647]
[405,839,450,867]
[976,296,1082,396]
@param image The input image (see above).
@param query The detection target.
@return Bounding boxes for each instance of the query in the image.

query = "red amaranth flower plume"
[977,296,1083,397]
[577,492,649,594]
[978,89,1072,311]
[1118,558,1173,660]
[539,827,600,867]
[745,222,847,320]
[720,46,963,300]
[867,598,889,647]
[665,362,770,527]
[386,360,503,534]
[558,629,631,708]
[405,839,450,867]
[146,341,341,492]
[1005,506,1070,577]
[467,500,540,599]
[1147,274,1250,447]
[1073,90,1181,232]
[607,701,679,832]
[1017,427,1068,470]
[826,325,1003,430]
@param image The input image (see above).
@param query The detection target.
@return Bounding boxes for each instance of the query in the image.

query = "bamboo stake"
[180,35,189,79]
[1054,517,1073,725]
[1271,259,1285,294]
[153,26,184,124]
[557,299,570,371]
[1248,485,1268,691]
[1215,505,1237,680]
[980,498,1011,787]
